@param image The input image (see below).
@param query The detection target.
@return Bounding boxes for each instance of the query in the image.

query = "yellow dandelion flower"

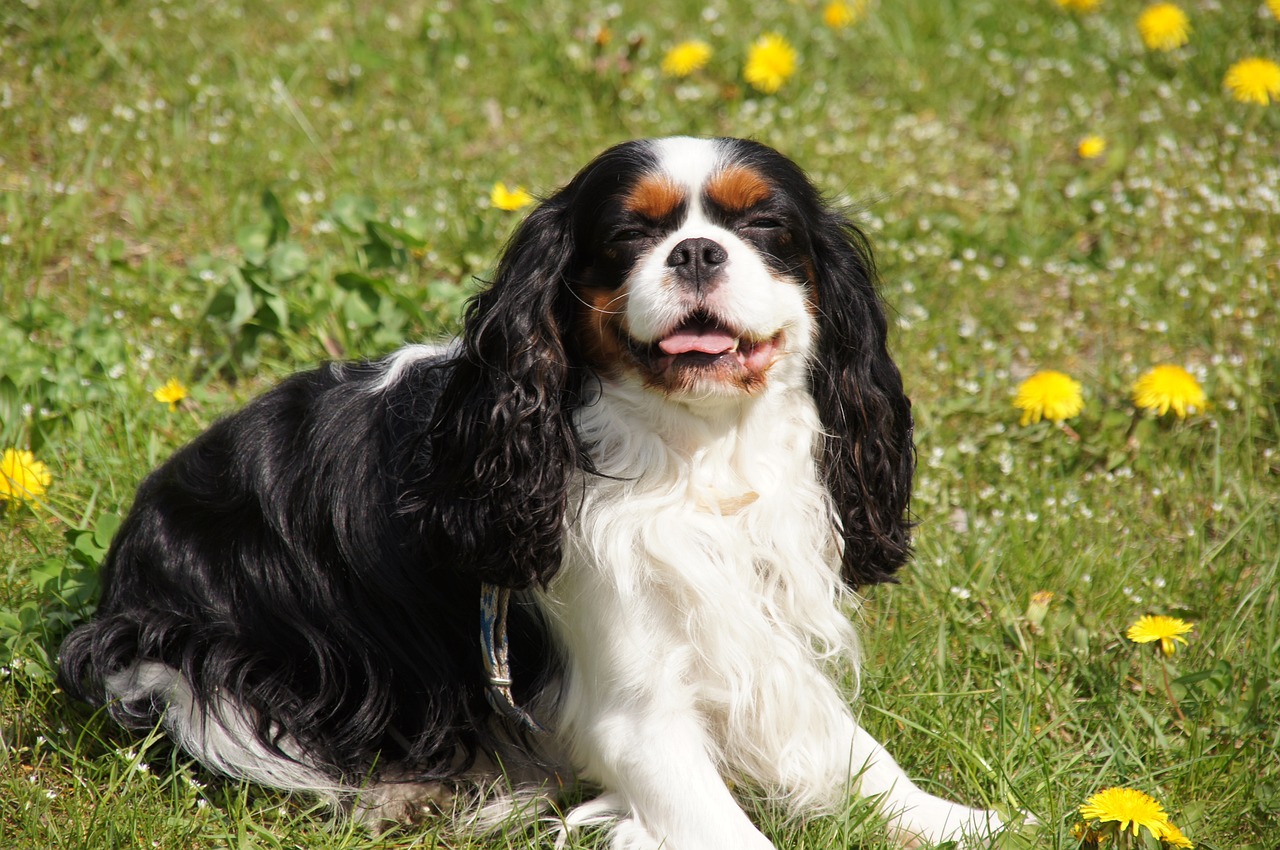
[1026,591,1055,627]
[1224,57,1280,106]
[661,40,713,78]
[823,0,867,29]
[744,33,798,94]
[153,378,189,412]
[1132,364,1206,418]
[1055,0,1102,12]
[1137,4,1190,52]
[490,182,534,212]
[1158,821,1194,849]
[1127,614,1194,657]
[1077,135,1107,159]
[1013,370,1084,426]
[1,448,52,504]
[1269,0,1280,21]
[1079,787,1172,840]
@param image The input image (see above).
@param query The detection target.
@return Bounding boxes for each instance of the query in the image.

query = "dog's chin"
[622,315,786,398]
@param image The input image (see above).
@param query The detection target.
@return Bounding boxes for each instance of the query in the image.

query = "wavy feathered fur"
[59,137,1007,849]
[57,354,534,788]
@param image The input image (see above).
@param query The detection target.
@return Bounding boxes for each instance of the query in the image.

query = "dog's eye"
[610,228,651,243]
[741,217,783,231]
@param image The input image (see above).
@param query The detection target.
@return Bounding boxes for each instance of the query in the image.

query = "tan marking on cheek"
[706,165,773,212]
[625,176,685,220]
[574,286,631,376]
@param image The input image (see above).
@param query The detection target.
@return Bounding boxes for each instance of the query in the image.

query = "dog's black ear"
[808,213,915,588]
[415,195,587,589]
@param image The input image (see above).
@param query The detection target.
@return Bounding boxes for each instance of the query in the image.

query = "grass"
[2,0,1278,847]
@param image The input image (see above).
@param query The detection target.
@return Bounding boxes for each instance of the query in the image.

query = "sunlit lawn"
[2,1,1278,847]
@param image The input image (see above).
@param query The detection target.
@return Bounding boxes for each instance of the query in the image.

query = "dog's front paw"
[605,816,775,850]
[607,816,665,850]
[557,792,776,850]
[885,791,1007,848]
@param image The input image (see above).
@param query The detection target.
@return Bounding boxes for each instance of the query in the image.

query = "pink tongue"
[658,327,738,356]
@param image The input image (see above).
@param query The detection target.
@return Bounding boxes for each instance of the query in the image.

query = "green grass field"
[3,0,1278,847]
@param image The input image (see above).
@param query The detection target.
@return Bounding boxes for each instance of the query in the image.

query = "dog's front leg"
[570,695,775,850]
[544,587,775,850]
[841,720,1006,848]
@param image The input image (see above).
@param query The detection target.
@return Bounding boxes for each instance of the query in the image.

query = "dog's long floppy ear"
[808,212,916,588]
[415,193,588,590]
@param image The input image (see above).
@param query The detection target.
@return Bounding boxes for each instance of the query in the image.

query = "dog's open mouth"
[626,313,783,382]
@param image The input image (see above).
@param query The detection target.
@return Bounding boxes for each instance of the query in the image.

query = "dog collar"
[479,583,549,735]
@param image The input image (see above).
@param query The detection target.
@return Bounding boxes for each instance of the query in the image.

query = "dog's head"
[564,137,819,401]
[422,138,914,589]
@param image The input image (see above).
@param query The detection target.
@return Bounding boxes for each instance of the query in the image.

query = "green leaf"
[328,195,378,234]
[30,559,64,592]
[261,189,290,246]
[93,512,121,550]
[343,292,378,327]
[234,222,271,264]
[1099,409,1132,432]
[1174,668,1217,687]
[368,220,427,250]
[334,271,381,290]
[229,279,258,330]
[0,376,21,444]
[17,601,41,631]
[0,609,20,636]
[70,530,105,565]
[268,241,309,282]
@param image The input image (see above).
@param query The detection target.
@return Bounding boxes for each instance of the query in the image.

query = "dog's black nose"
[666,237,727,290]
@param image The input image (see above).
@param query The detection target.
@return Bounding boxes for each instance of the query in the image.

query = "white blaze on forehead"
[651,137,722,216]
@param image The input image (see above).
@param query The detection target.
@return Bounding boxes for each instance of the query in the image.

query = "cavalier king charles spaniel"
[60,137,1008,848]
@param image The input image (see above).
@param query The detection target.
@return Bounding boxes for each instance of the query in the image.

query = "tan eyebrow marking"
[624,175,685,220]
[706,165,772,212]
